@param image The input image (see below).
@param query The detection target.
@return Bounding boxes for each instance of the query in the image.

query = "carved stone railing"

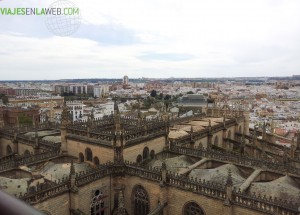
[75,166,112,186]
[0,153,16,163]
[127,161,299,214]
[224,118,238,127]
[223,138,240,146]
[125,162,162,182]
[0,124,59,135]
[167,174,226,200]
[0,128,14,139]
[1,132,60,151]
[67,134,112,148]
[13,161,300,214]
[39,140,61,151]
[170,113,205,124]
[0,150,60,172]
[89,131,113,141]
[125,131,166,147]
[0,159,16,171]
[191,128,209,140]
[169,145,300,175]
[16,134,36,145]
[20,180,69,204]
[233,189,299,215]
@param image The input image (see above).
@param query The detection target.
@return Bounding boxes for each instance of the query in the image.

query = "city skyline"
[1,0,300,80]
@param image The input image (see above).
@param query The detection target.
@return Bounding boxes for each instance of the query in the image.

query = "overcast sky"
[0,0,300,80]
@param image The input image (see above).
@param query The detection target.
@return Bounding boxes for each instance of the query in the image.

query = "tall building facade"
[123,75,129,85]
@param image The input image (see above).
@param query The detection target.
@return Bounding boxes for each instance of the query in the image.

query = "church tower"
[60,103,71,154]
[113,100,124,163]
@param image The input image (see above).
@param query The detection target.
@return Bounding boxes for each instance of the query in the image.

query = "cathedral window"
[150,150,155,159]
[6,145,12,155]
[136,155,142,163]
[90,190,107,215]
[143,147,149,160]
[227,130,232,139]
[214,136,219,146]
[94,156,100,166]
[183,202,205,215]
[79,152,84,162]
[86,148,93,161]
[133,185,149,215]
[24,150,30,156]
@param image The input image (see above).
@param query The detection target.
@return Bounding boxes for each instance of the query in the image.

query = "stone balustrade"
[14,161,300,213]
[169,145,300,175]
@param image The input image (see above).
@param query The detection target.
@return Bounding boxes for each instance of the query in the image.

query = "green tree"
[187,91,194,94]
[164,94,171,100]
[18,114,33,125]
[150,90,157,97]
[0,94,8,104]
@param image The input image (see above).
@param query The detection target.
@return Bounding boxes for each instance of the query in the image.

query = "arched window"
[24,150,30,156]
[143,147,149,160]
[79,152,84,162]
[6,145,12,155]
[239,125,242,133]
[90,190,106,215]
[227,130,232,139]
[132,185,149,215]
[86,148,93,162]
[183,202,205,215]
[94,156,100,166]
[214,136,219,146]
[150,150,155,159]
[136,155,142,163]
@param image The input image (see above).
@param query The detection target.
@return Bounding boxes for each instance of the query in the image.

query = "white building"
[93,87,103,98]
[66,101,85,121]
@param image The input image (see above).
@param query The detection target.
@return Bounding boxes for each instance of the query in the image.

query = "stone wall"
[0,137,14,156]
[34,192,70,215]
[18,142,35,155]
[121,175,161,215]
[123,136,165,162]
[66,139,114,163]
[194,137,208,148]
[77,176,111,214]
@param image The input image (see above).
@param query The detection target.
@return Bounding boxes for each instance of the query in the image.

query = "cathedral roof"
[248,175,300,202]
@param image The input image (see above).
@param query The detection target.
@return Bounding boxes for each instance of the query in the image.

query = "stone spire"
[69,160,78,190]
[291,137,296,159]
[34,128,39,154]
[90,108,95,120]
[34,128,38,140]
[160,161,167,185]
[116,190,126,215]
[270,120,275,134]
[137,98,143,126]
[70,159,75,176]
[60,102,70,154]
[262,121,266,141]
[114,99,121,132]
[226,168,233,186]
[61,102,71,126]
[114,98,120,115]
[224,168,233,206]
[113,98,123,163]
